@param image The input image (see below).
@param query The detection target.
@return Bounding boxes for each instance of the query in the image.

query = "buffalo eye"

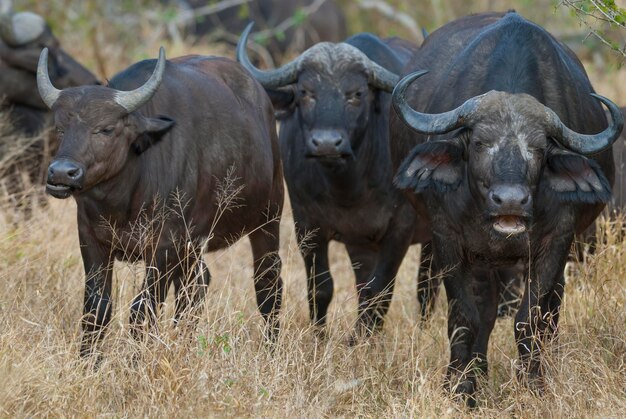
[299,89,315,106]
[300,89,314,98]
[95,126,115,136]
[346,90,363,106]
[472,140,487,151]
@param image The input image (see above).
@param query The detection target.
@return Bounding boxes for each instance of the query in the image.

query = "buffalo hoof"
[312,325,328,341]
[517,369,546,395]
[445,373,478,408]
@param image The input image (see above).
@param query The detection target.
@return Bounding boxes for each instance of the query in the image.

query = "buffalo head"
[237,23,398,161]
[37,47,173,199]
[392,71,624,237]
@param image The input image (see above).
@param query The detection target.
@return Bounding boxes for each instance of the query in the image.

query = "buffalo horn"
[113,47,166,113]
[236,22,300,89]
[392,71,481,134]
[546,93,624,155]
[36,47,61,108]
[237,22,400,92]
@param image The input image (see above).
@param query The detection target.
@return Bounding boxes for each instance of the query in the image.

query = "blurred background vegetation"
[14,0,626,79]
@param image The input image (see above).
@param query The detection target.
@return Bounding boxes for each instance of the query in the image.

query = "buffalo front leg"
[432,236,480,406]
[352,225,412,338]
[129,258,170,341]
[515,234,570,391]
[296,226,333,329]
[345,244,378,340]
[250,221,283,341]
[78,228,114,359]
[469,267,500,376]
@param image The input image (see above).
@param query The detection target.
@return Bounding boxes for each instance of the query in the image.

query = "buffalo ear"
[266,86,295,120]
[395,139,465,193]
[543,148,611,203]
[131,115,175,155]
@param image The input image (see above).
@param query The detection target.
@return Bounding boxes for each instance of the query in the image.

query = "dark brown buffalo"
[1,3,97,134]
[390,12,623,404]
[238,25,424,338]
[37,47,284,357]
[174,0,346,65]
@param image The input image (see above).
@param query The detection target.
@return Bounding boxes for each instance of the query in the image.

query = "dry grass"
[0,189,625,417]
[0,1,625,416]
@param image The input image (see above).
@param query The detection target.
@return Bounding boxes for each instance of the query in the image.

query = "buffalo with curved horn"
[238,22,424,339]
[389,11,623,405]
[37,47,285,358]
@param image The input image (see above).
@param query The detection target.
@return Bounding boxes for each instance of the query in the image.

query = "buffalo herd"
[1,2,624,407]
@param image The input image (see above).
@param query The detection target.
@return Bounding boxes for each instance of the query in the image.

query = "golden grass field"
[1,0,626,417]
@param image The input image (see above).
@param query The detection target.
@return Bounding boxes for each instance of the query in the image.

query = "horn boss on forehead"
[237,22,399,92]
[393,71,624,155]
[37,47,167,112]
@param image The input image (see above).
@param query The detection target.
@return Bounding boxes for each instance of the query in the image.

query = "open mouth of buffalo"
[45,182,75,199]
[491,215,529,236]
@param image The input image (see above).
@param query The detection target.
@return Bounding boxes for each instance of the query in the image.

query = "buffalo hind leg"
[250,222,283,341]
[129,261,170,341]
[174,257,211,323]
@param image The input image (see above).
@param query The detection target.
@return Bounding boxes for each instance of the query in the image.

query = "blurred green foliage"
[8,0,626,72]
[562,0,626,58]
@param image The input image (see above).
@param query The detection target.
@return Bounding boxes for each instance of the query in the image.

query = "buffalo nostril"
[334,138,343,147]
[490,191,503,205]
[521,195,529,205]
[312,138,320,147]
[67,167,82,179]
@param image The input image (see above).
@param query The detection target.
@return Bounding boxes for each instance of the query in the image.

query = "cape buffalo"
[238,23,425,338]
[390,11,623,404]
[0,3,98,215]
[1,3,97,134]
[37,47,284,357]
